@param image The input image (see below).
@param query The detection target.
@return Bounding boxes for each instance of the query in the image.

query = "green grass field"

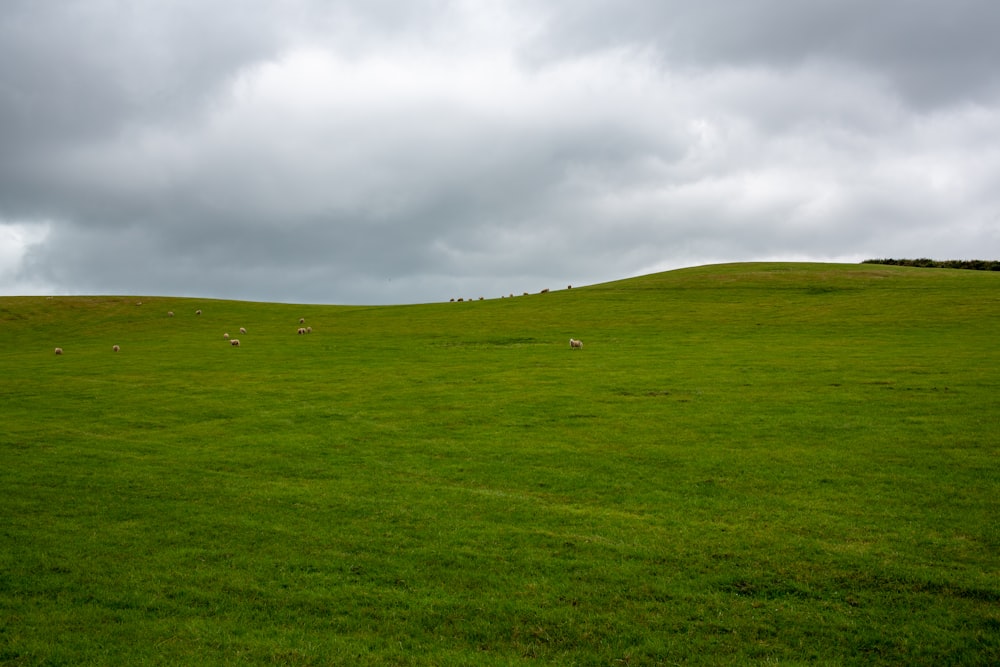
[1,262,998,665]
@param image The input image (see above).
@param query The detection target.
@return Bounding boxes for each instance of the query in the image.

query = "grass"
[1,262,998,665]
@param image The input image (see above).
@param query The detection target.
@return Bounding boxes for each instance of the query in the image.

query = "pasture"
[1,262,998,665]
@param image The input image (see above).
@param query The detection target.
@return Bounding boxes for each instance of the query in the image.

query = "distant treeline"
[862,258,1000,271]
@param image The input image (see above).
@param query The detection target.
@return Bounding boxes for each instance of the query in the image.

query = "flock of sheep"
[52,308,315,356]
[52,306,583,355]
[450,285,572,303]
[446,285,585,350]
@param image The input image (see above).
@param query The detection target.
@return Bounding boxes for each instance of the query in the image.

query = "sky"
[2,1,999,305]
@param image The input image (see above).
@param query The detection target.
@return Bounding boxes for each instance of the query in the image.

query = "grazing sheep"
[54,347,63,355]
[112,345,120,352]
[567,285,572,289]
[523,292,529,296]
[168,311,174,317]
[297,327,306,335]
[457,298,464,302]
[230,339,240,347]
[450,298,455,302]
[196,309,202,315]
[299,318,305,324]
[224,333,230,339]
[239,327,247,334]
[306,326,312,333]
[540,288,550,294]
[569,338,583,349]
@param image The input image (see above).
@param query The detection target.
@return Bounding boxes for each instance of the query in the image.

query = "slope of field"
[1,263,998,665]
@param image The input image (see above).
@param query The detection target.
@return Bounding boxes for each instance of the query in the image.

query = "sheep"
[306,326,312,333]
[540,288,550,294]
[299,318,305,324]
[450,298,455,302]
[239,327,247,334]
[224,333,230,339]
[297,327,306,335]
[196,309,202,316]
[230,339,240,347]
[54,347,63,355]
[112,344,120,352]
[569,338,583,349]
[168,311,174,317]
[567,285,572,289]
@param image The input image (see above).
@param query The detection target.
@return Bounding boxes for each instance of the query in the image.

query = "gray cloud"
[2,1,999,304]
[525,0,1000,107]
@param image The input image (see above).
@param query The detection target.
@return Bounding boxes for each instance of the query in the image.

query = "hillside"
[1,263,998,665]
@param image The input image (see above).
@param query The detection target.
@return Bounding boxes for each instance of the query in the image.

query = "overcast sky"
[2,1,999,304]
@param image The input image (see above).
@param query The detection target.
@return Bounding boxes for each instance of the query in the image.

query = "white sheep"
[297,327,306,335]
[112,344,120,352]
[168,311,174,317]
[239,327,247,334]
[54,347,63,355]
[224,333,230,339]
[306,326,312,333]
[230,339,240,347]
[299,318,305,324]
[196,309,202,315]
[569,338,583,349]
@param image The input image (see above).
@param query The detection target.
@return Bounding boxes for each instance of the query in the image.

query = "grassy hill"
[1,262,998,665]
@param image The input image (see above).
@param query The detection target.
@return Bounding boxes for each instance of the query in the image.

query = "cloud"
[0,220,53,294]
[1,1,999,303]
[524,0,1000,108]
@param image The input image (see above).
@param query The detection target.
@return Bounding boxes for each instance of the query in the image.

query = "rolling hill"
[1,263,998,665]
